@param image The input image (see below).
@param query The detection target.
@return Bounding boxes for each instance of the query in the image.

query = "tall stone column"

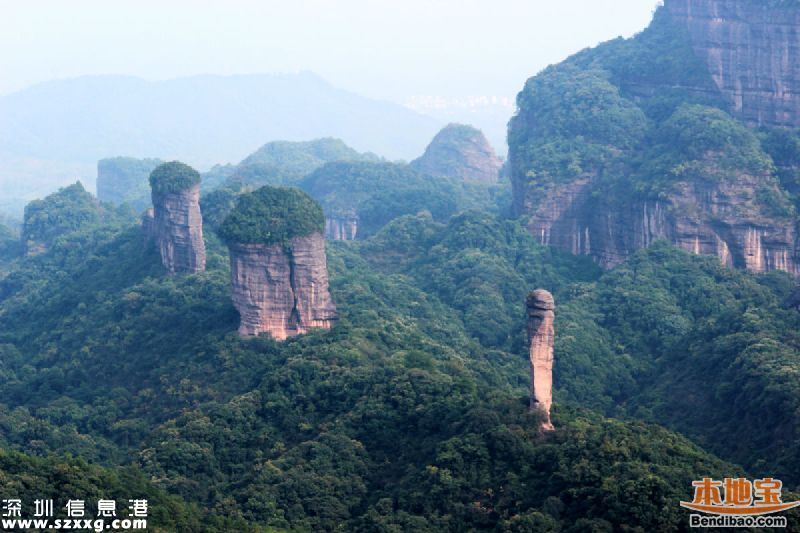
[149,162,206,274]
[220,186,337,340]
[526,289,555,431]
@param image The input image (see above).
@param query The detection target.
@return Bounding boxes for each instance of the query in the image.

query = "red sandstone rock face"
[151,184,206,274]
[520,162,798,274]
[229,232,337,340]
[526,289,555,432]
[665,0,800,128]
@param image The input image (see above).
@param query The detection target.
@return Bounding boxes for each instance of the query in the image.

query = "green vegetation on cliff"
[509,4,793,220]
[217,186,325,245]
[509,65,647,189]
[149,161,202,195]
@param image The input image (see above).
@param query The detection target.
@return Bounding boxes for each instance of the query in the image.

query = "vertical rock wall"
[526,289,555,432]
[325,213,359,241]
[229,232,337,339]
[665,0,800,128]
[151,183,206,274]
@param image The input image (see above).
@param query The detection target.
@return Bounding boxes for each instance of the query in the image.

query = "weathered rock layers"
[411,123,502,183]
[219,186,337,340]
[520,169,799,274]
[325,212,359,241]
[665,0,800,128]
[148,162,206,274]
[229,234,337,339]
[526,289,555,432]
[510,2,800,275]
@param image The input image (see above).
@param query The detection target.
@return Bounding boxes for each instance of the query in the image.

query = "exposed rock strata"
[665,0,800,128]
[325,212,359,241]
[521,167,798,273]
[526,289,555,432]
[229,233,337,339]
[151,183,206,274]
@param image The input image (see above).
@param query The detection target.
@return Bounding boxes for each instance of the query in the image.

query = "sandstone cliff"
[526,289,555,432]
[509,2,800,275]
[149,162,206,274]
[325,212,359,241]
[219,186,337,340]
[229,234,337,339]
[521,164,798,273]
[411,123,502,183]
[665,0,800,128]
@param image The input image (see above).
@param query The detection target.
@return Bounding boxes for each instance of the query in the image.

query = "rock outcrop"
[509,2,800,275]
[149,162,206,274]
[520,167,798,273]
[664,0,800,128]
[411,123,502,183]
[325,211,359,241]
[526,289,555,432]
[229,234,338,339]
[219,186,337,340]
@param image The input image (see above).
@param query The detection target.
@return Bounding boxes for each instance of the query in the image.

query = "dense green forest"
[1,192,800,529]
[4,2,800,531]
[301,161,509,238]
[218,186,325,245]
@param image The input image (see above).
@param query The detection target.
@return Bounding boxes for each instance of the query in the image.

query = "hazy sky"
[0,0,658,101]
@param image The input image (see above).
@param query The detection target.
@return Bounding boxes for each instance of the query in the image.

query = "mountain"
[300,160,509,240]
[214,137,383,190]
[0,197,766,530]
[6,1,800,529]
[0,72,442,209]
[96,157,164,211]
[96,139,380,212]
[410,123,503,183]
[509,0,800,275]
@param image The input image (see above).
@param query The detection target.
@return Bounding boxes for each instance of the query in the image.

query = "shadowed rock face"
[229,232,337,339]
[325,212,359,241]
[411,123,502,183]
[526,289,555,432]
[141,208,156,244]
[151,183,206,274]
[665,0,800,128]
[519,165,798,274]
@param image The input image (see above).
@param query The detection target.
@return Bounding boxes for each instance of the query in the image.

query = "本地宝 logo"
[681,477,800,528]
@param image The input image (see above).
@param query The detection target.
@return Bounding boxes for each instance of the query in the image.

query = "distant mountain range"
[0,72,443,213]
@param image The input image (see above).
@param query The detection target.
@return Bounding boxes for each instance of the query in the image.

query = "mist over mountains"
[0,72,443,212]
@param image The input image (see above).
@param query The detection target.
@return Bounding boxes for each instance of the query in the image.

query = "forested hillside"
[0,191,799,529]
[4,0,800,530]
